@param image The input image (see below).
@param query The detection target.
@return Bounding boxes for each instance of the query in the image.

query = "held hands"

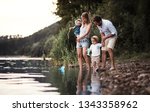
[102,41,105,47]
[101,36,106,47]
[101,32,107,42]
[101,36,106,42]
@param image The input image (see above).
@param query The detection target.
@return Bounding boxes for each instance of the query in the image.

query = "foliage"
[0,22,61,56]
[0,0,150,64]
[55,0,102,24]
[49,27,77,65]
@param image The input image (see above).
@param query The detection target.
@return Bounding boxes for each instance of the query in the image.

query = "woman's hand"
[76,37,80,42]
[76,36,81,42]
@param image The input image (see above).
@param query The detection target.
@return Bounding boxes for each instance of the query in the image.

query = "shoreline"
[0,56,51,61]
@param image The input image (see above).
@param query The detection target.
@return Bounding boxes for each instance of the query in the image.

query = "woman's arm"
[77,23,92,42]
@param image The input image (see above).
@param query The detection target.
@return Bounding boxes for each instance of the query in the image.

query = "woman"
[76,12,92,71]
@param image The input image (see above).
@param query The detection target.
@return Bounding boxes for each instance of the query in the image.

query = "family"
[71,12,117,74]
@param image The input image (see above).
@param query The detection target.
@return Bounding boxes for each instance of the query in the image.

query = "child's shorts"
[91,56,100,67]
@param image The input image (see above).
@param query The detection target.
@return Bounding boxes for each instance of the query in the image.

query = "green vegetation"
[49,0,150,65]
[0,22,61,56]
[0,0,150,65]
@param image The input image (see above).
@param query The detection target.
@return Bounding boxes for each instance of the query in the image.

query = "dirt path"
[99,59,150,95]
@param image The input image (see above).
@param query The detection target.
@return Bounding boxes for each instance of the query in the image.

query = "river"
[0,57,101,95]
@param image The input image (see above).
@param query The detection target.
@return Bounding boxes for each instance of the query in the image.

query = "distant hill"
[25,21,61,43]
[19,21,62,56]
[0,21,61,56]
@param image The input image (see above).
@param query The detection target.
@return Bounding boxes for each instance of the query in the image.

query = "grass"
[117,52,150,61]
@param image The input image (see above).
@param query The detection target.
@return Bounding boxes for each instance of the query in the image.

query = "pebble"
[100,60,150,95]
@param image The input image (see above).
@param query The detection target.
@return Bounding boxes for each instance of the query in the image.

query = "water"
[0,57,101,95]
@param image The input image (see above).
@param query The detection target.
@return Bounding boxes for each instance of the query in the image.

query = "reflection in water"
[76,69,101,95]
[76,69,91,95]
[49,67,78,95]
[91,73,101,95]
[0,58,102,95]
[0,59,60,95]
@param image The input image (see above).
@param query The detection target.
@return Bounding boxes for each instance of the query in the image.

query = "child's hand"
[69,27,73,30]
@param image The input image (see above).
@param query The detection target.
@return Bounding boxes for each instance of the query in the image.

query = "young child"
[89,36,102,73]
[69,19,82,37]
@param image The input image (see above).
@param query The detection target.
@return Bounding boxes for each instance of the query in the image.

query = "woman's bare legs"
[82,47,90,71]
[76,69,83,95]
[77,48,83,71]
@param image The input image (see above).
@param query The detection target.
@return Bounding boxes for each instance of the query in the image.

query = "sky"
[0,0,61,37]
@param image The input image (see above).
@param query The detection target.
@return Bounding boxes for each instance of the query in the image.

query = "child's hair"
[91,35,99,42]
[75,19,81,25]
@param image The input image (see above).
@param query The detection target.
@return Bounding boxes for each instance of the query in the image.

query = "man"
[93,16,117,70]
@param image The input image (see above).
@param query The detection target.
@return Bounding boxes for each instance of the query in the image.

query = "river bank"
[99,58,150,95]
[0,56,51,60]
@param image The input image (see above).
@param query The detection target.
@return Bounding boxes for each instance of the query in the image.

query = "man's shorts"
[102,36,117,51]
[76,38,89,48]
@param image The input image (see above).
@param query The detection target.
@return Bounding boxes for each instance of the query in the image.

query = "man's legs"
[101,50,106,69]
[108,48,115,70]
[107,37,117,70]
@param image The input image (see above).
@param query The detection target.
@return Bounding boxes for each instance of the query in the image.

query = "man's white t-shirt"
[97,19,117,37]
[89,43,102,56]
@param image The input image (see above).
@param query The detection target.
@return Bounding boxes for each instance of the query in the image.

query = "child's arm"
[69,26,75,30]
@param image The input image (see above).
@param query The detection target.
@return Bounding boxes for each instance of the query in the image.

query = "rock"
[99,59,150,95]
[138,73,148,79]
[145,87,150,94]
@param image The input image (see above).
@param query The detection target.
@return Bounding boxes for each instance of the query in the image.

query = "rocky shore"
[99,59,150,95]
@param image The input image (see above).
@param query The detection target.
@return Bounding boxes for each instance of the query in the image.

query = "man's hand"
[101,36,106,42]
[101,41,105,47]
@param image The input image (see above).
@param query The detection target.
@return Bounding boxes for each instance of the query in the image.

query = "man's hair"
[93,16,102,22]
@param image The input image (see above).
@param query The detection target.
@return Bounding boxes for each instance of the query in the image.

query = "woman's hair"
[93,16,102,23]
[81,12,91,24]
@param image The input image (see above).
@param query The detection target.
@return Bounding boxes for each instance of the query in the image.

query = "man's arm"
[102,34,115,42]
[103,25,116,42]
[102,21,117,42]
[100,32,106,47]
